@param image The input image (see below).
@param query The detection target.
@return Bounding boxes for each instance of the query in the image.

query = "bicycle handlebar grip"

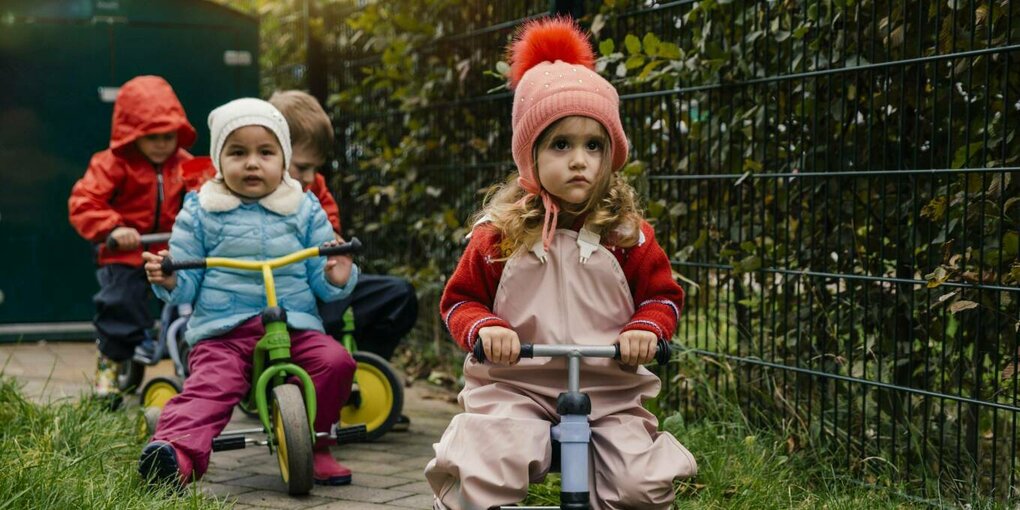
[105,232,172,250]
[160,256,207,275]
[472,340,486,363]
[655,339,673,365]
[613,340,673,365]
[470,342,535,364]
[319,237,363,257]
[519,344,534,359]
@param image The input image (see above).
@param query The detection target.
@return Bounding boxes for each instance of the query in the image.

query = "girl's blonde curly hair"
[472,117,644,258]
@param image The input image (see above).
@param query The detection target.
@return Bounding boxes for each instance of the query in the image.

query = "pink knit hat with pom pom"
[508,17,629,249]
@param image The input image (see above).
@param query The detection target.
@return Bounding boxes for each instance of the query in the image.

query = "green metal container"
[0,0,259,340]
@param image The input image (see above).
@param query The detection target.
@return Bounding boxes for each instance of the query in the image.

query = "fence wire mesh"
[320,0,1019,500]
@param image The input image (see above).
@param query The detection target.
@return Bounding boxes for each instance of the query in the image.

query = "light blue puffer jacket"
[153,189,358,345]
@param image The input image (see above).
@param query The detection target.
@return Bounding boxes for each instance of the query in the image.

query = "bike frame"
[474,341,671,510]
[165,240,361,447]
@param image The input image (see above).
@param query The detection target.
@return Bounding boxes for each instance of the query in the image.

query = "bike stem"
[553,350,592,510]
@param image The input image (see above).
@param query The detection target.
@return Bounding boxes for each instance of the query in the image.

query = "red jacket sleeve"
[439,225,512,352]
[619,222,685,341]
[309,173,342,234]
[68,151,124,242]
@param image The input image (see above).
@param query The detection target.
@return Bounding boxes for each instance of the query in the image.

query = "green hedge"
[321,0,1019,501]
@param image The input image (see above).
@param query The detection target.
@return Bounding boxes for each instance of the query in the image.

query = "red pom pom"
[507,17,595,89]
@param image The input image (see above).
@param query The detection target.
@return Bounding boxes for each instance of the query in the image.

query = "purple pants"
[153,316,356,478]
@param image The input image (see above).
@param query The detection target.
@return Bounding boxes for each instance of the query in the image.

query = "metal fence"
[319,0,1019,501]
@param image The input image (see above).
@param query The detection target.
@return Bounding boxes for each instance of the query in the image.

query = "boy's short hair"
[268,90,334,158]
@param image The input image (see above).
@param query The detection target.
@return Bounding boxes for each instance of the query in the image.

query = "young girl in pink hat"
[425,17,697,510]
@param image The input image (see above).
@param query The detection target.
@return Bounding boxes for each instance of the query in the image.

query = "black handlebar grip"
[472,339,486,363]
[519,344,534,359]
[655,339,673,365]
[106,232,171,250]
[614,340,673,365]
[472,342,533,364]
[160,256,207,275]
[319,237,363,257]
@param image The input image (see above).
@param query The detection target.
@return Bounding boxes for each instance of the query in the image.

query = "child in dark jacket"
[68,75,196,399]
[268,90,419,365]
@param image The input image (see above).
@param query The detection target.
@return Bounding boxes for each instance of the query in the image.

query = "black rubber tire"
[117,359,145,394]
[341,351,404,441]
[272,384,314,495]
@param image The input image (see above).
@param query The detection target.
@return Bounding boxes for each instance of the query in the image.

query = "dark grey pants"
[318,273,418,361]
[93,264,152,361]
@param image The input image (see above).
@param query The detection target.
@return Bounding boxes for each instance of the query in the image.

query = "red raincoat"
[68,76,196,267]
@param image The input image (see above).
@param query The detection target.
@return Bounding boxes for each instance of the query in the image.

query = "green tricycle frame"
[157,238,364,494]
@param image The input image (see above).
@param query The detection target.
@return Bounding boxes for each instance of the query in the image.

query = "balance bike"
[148,238,366,495]
[472,339,673,510]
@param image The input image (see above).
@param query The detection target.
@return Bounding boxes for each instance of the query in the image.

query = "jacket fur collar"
[198,177,304,216]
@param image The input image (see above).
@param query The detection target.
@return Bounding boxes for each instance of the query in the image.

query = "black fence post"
[551,0,585,19]
[306,0,327,106]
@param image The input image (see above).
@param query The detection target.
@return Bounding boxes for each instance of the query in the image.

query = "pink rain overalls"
[426,228,697,510]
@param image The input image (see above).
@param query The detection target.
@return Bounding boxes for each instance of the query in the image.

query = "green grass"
[522,410,1007,510]
[0,377,227,510]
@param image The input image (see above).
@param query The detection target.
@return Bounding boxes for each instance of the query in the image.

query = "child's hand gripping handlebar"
[472,339,673,365]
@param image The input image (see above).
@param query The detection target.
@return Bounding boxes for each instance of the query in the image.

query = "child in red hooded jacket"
[68,75,196,401]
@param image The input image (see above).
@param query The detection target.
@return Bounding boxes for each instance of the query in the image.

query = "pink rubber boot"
[313,446,352,486]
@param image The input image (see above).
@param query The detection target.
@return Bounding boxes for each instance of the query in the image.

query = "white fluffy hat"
[208,98,297,188]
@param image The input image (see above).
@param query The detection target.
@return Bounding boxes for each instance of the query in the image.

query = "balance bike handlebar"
[472,339,673,366]
[159,237,363,274]
[103,232,172,250]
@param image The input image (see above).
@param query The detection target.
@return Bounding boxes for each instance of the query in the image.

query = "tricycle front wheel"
[272,384,314,495]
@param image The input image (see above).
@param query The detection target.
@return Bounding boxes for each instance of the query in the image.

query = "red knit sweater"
[440,221,684,351]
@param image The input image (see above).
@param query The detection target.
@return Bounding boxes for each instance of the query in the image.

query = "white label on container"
[224,50,253,67]
[98,86,120,103]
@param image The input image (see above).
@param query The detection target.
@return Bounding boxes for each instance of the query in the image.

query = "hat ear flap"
[507,16,595,89]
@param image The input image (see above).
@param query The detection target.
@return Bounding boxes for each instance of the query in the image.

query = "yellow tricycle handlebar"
[160,238,362,307]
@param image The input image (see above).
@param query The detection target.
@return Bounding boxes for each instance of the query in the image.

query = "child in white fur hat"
[139,98,360,488]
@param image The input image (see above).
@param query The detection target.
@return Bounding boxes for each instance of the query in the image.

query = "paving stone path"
[1,341,460,509]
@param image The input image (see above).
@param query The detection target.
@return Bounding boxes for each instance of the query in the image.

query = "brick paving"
[0,341,460,509]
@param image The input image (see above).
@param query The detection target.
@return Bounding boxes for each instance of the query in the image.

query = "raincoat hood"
[109,75,197,153]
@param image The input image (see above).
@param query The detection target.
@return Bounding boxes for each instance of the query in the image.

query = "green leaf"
[925,266,951,288]
[657,41,682,60]
[638,60,665,80]
[625,54,646,70]
[642,32,660,57]
[1009,263,1020,284]
[1004,231,1019,257]
[734,255,762,274]
[951,141,983,169]
[624,34,642,55]
[920,196,947,221]
[599,38,615,57]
